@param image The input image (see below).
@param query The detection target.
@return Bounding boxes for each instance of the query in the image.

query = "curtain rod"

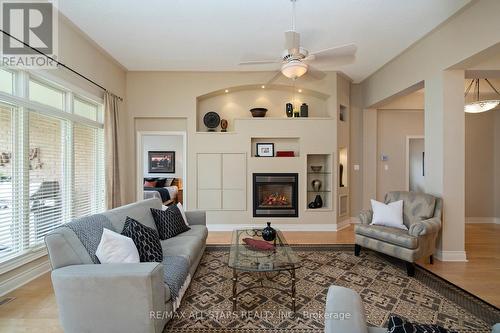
[0,29,123,101]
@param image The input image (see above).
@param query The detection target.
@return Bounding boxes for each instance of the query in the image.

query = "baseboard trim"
[207,223,349,232]
[465,217,500,224]
[434,250,468,262]
[0,259,51,297]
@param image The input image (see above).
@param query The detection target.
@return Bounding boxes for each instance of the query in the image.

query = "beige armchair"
[354,191,442,276]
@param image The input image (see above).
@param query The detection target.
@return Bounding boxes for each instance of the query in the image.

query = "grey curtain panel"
[104,92,122,209]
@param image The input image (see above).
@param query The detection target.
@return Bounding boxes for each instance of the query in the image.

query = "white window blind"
[28,112,64,246]
[73,123,104,218]
[0,105,18,258]
[0,71,105,264]
[0,69,14,94]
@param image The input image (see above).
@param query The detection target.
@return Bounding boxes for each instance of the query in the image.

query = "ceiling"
[57,0,470,82]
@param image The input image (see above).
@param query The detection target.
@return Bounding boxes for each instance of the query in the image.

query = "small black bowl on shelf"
[250,108,268,117]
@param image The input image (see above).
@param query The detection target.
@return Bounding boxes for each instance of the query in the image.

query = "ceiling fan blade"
[306,44,357,61]
[266,71,283,85]
[285,30,300,54]
[239,59,281,65]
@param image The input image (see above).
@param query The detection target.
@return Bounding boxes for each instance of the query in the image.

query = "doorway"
[406,136,425,192]
[136,131,187,208]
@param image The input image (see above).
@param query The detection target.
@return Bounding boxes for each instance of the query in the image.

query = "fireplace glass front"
[253,173,298,217]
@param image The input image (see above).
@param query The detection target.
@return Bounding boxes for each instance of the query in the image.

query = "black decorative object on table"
[339,163,344,187]
[250,108,268,117]
[286,103,293,117]
[262,222,276,241]
[203,112,220,131]
[300,103,308,117]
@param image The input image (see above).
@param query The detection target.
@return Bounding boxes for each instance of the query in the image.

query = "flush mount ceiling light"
[281,60,308,79]
[464,78,500,113]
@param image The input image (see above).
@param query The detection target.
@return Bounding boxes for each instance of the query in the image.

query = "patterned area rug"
[164,245,500,332]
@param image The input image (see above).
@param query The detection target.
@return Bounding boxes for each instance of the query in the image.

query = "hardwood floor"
[0,224,497,332]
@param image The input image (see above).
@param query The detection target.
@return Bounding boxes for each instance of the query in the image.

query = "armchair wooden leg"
[429,255,434,265]
[405,262,415,277]
[354,244,361,256]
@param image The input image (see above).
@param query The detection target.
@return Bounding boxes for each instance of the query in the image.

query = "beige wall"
[125,71,342,228]
[465,112,496,217]
[376,110,424,200]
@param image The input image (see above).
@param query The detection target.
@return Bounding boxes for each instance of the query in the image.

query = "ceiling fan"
[239,0,357,82]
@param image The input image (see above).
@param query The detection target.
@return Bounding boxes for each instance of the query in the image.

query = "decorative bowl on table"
[310,165,323,172]
[250,108,268,117]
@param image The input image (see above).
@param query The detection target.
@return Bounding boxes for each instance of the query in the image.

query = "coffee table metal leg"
[232,269,238,312]
[291,268,296,313]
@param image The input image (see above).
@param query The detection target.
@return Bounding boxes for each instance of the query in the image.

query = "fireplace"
[253,173,298,217]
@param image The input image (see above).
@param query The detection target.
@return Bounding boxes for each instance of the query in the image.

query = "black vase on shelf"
[262,222,276,241]
[339,163,344,187]
[300,103,309,117]
[286,103,293,118]
[314,195,323,208]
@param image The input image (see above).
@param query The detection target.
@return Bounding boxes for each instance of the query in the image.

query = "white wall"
[142,135,184,179]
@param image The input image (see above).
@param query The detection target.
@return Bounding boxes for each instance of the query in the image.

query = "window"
[0,69,14,94]
[29,79,65,110]
[0,71,105,263]
[74,98,99,121]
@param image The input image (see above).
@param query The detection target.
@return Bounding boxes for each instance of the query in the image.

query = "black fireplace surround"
[253,173,298,218]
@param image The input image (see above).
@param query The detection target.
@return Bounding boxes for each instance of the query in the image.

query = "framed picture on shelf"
[148,151,175,173]
[256,143,274,157]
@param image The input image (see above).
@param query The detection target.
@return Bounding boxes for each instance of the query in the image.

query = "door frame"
[405,135,425,191]
[136,131,188,209]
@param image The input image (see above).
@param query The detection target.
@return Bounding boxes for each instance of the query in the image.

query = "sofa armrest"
[409,217,442,237]
[358,210,373,225]
[52,263,166,333]
[325,286,369,333]
[186,210,206,226]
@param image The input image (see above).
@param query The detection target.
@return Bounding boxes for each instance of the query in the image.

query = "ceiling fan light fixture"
[464,100,500,113]
[281,60,308,79]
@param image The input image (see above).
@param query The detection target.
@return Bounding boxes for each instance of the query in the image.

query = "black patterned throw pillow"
[150,206,190,240]
[387,315,457,333]
[121,217,163,262]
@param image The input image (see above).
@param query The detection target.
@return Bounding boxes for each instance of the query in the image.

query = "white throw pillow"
[370,199,407,230]
[96,228,140,264]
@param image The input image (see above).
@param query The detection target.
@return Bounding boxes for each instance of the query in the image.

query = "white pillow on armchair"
[370,199,407,230]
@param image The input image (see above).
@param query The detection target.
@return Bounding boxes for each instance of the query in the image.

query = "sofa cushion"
[175,225,208,240]
[385,191,436,228]
[355,224,418,249]
[121,217,163,262]
[160,235,204,266]
[151,206,190,240]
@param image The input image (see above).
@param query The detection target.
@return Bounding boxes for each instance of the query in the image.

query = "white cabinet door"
[198,189,222,210]
[222,153,246,189]
[222,189,246,210]
[197,154,222,189]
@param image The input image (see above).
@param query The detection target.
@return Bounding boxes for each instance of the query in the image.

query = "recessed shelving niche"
[251,137,300,157]
[306,154,333,210]
[196,84,331,132]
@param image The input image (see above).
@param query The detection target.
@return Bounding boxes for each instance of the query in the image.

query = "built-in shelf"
[251,137,300,157]
[306,154,333,210]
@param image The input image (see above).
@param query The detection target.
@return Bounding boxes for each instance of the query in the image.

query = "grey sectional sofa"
[45,198,207,333]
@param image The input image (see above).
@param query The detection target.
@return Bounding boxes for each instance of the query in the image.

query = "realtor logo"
[1,0,58,68]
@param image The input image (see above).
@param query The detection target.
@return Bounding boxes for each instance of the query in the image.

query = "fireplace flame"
[261,192,289,206]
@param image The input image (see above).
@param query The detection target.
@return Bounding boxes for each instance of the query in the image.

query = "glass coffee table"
[228,228,301,312]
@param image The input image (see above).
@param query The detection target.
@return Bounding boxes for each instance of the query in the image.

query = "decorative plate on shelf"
[203,112,220,131]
